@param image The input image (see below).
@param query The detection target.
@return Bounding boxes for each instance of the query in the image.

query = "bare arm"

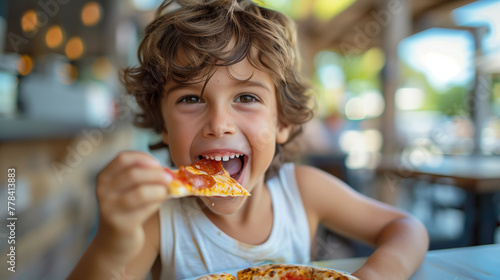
[296,166,428,280]
[67,152,169,280]
[352,216,428,280]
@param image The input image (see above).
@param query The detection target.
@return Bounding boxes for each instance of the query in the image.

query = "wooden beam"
[412,0,476,22]
[379,0,412,154]
[328,12,383,55]
[413,0,476,32]
[297,0,476,55]
[299,0,374,50]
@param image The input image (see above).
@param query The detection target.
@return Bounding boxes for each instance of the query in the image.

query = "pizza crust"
[312,266,359,280]
[195,264,359,280]
[197,272,236,280]
[236,264,359,280]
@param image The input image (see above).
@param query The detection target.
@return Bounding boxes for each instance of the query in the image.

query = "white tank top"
[158,163,310,279]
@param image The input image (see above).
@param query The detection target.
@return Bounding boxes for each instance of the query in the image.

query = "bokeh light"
[45,25,64,48]
[65,37,85,60]
[313,0,356,21]
[361,48,385,75]
[395,87,425,110]
[361,90,385,118]
[344,97,366,120]
[339,130,364,153]
[363,129,383,152]
[399,29,473,89]
[339,129,383,169]
[81,2,102,26]
[318,64,344,89]
[17,55,34,76]
[343,91,385,120]
[21,10,38,33]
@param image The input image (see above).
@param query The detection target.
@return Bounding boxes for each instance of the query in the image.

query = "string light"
[17,55,34,76]
[65,37,85,60]
[81,2,102,26]
[21,10,38,33]
[46,25,64,48]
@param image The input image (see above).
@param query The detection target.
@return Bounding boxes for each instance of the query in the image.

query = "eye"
[177,95,204,104]
[235,94,259,103]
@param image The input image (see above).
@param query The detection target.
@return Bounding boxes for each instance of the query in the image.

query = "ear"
[276,123,291,144]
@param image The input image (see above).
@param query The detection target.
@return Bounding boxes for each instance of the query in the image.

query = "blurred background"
[0,0,499,279]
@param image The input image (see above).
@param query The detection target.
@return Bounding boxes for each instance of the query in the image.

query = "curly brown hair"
[122,0,314,175]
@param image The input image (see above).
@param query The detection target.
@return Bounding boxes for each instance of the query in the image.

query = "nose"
[201,105,237,138]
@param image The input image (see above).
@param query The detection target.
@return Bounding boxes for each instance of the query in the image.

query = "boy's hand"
[93,151,170,263]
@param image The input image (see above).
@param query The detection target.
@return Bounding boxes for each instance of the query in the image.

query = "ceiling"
[2,0,480,65]
[297,0,478,54]
[2,0,125,58]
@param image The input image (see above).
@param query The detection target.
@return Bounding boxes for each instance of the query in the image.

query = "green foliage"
[436,87,469,116]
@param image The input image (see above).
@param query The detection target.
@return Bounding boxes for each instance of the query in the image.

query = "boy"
[68,0,428,279]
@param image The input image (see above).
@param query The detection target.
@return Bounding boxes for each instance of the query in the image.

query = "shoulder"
[294,164,344,184]
[293,164,411,244]
[292,164,365,222]
[293,164,354,198]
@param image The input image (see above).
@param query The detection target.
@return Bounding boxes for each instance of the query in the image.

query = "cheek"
[244,114,278,154]
[164,117,196,165]
[167,137,187,165]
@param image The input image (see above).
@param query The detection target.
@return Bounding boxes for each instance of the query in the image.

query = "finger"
[104,166,171,195]
[98,151,162,182]
[115,184,168,211]
[97,158,172,198]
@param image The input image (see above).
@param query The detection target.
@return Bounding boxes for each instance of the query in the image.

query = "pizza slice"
[165,158,250,197]
[237,264,359,280]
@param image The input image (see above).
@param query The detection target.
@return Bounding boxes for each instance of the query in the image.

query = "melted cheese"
[168,166,250,197]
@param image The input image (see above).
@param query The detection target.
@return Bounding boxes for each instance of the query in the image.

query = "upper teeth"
[204,154,243,161]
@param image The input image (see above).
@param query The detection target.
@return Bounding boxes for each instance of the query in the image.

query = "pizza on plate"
[165,158,250,197]
[197,264,359,280]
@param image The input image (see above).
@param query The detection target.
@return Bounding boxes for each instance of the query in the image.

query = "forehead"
[165,56,275,92]
[224,57,272,82]
[171,40,278,79]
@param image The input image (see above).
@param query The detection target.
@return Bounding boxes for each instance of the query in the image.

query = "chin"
[199,196,247,215]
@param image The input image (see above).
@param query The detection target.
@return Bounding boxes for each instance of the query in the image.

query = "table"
[376,155,500,245]
[313,244,500,279]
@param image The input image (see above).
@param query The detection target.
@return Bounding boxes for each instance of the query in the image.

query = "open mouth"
[198,153,247,181]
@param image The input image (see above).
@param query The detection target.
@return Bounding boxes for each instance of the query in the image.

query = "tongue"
[221,157,243,177]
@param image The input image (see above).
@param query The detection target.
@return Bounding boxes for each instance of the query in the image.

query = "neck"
[198,179,274,245]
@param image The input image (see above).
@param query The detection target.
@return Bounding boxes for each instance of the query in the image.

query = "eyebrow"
[165,79,272,95]
[165,84,202,95]
[236,79,272,92]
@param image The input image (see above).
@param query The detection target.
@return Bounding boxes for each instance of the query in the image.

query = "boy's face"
[161,58,290,214]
